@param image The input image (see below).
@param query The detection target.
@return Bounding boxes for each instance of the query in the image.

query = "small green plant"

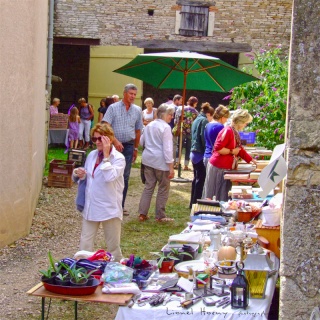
[39,251,61,279]
[48,251,61,274]
[39,266,54,279]
[169,247,193,260]
[55,272,70,281]
[151,251,180,268]
[60,262,97,284]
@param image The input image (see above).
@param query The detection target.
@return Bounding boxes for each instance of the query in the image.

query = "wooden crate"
[49,113,69,129]
[254,219,280,258]
[49,159,75,175]
[48,173,73,188]
[68,149,86,167]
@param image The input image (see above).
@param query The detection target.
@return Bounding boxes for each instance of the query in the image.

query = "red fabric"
[209,126,252,169]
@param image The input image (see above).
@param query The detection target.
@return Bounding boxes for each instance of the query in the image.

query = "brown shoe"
[139,214,149,222]
[123,209,129,216]
[183,166,190,171]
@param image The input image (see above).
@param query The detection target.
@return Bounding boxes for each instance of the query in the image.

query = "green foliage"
[169,247,193,259]
[227,44,288,150]
[151,251,180,268]
[59,262,97,283]
[39,251,61,278]
[39,266,54,279]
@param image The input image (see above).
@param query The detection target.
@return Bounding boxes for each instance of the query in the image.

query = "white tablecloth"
[115,254,279,320]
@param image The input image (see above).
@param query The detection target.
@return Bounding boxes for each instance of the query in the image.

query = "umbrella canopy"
[113,51,258,179]
[113,51,258,93]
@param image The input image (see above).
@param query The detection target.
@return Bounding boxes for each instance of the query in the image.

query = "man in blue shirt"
[102,84,143,215]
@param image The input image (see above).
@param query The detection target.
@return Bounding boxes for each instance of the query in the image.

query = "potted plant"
[39,251,61,284]
[151,251,179,273]
[60,262,97,287]
[55,272,70,286]
[169,248,193,265]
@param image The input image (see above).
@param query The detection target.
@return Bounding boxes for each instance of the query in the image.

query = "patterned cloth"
[175,106,199,136]
[102,100,143,143]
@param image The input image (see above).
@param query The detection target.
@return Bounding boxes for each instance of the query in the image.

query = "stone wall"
[280,0,320,319]
[54,0,292,53]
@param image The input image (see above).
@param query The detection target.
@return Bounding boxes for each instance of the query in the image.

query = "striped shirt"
[102,100,143,143]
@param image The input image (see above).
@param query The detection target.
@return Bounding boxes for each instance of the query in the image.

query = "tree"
[225,45,288,150]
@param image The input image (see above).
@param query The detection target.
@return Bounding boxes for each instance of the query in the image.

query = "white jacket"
[82,148,125,221]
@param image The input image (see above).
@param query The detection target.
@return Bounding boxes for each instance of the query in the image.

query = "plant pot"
[86,276,95,286]
[41,272,56,284]
[70,278,88,287]
[159,260,174,273]
[55,276,70,286]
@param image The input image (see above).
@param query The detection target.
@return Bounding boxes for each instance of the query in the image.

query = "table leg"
[41,297,45,320]
[74,301,78,320]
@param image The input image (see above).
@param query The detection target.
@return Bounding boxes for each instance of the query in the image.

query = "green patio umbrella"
[114,51,258,180]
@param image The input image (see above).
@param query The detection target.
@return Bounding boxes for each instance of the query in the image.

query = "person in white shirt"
[73,123,125,261]
[138,104,175,222]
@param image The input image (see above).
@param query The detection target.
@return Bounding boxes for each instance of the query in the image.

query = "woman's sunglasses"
[92,136,102,143]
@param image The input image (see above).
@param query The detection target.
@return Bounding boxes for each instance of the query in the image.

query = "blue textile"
[204,122,225,159]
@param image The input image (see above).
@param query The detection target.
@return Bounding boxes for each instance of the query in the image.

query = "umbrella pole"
[171,71,192,183]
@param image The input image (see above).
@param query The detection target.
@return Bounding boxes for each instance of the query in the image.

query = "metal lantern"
[243,245,273,299]
[230,262,249,309]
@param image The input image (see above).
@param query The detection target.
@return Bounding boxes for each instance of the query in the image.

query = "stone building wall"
[280,0,320,318]
[54,0,292,53]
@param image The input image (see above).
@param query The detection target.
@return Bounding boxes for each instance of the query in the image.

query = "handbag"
[140,164,146,184]
[172,122,181,137]
[230,126,241,170]
[232,156,239,170]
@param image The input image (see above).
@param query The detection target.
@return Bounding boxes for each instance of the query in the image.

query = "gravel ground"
[0,169,146,320]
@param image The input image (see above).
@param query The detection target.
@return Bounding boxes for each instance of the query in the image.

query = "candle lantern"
[230,261,249,309]
[243,245,273,299]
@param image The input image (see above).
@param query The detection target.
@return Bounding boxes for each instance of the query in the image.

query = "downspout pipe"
[46,0,54,93]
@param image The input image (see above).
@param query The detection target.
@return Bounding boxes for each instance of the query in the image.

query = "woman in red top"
[203,109,257,201]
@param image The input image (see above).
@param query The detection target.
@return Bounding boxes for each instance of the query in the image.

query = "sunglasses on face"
[92,136,102,143]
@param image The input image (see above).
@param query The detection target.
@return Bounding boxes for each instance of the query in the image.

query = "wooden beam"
[177,0,216,7]
[132,39,252,53]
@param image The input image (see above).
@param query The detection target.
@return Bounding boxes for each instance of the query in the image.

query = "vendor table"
[27,282,132,320]
[48,128,69,146]
[115,254,279,320]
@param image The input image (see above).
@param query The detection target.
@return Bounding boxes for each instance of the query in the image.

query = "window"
[174,1,216,37]
[180,5,209,37]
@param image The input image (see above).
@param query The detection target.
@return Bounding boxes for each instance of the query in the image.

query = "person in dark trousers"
[189,102,214,208]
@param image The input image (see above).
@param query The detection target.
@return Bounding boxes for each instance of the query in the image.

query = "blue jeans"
[121,142,134,208]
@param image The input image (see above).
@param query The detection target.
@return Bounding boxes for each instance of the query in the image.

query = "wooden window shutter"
[179,5,209,37]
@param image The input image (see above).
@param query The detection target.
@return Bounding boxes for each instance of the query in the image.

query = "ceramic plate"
[174,260,206,273]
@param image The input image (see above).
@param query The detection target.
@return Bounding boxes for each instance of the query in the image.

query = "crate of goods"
[68,149,86,167]
[239,131,256,144]
[48,160,75,188]
[49,113,69,129]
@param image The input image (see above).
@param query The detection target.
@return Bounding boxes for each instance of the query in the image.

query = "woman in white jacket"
[73,123,125,261]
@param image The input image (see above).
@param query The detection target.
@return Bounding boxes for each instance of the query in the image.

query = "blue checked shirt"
[102,101,143,143]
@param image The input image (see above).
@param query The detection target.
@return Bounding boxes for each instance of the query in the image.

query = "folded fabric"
[168,231,202,243]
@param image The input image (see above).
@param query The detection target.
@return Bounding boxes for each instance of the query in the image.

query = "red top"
[209,126,253,169]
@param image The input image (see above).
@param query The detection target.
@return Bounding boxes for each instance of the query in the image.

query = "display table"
[48,128,69,146]
[28,282,132,320]
[115,253,279,320]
